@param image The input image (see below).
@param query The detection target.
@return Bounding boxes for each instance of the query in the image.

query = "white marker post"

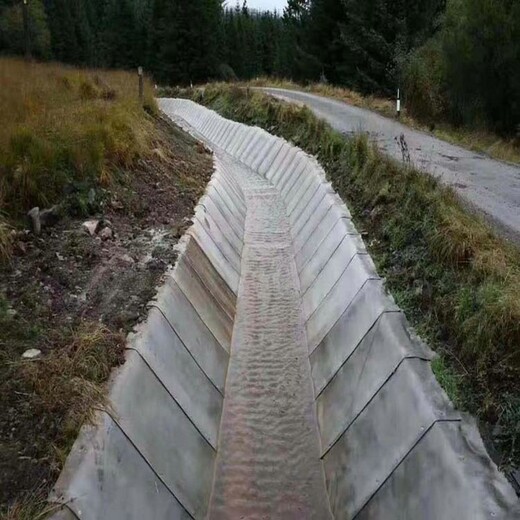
[138,66,144,105]
[396,88,401,119]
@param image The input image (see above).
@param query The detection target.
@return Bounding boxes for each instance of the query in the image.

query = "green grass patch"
[188,83,520,471]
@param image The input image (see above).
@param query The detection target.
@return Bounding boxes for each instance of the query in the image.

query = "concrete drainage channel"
[48,99,518,519]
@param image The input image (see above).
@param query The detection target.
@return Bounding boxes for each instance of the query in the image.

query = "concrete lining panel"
[188,224,240,294]
[253,135,281,173]
[50,413,192,520]
[197,194,243,252]
[227,124,249,156]
[208,118,226,142]
[129,306,223,447]
[221,123,241,150]
[203,117,217,141]
[356,421,517,519]
[302,235,367,320]
[109,351,216,519]
[203,189,244,244]
[285,168,317,216]
[277,151,306,194]
[174,254,233,351]
[316,312,430,452]
[264,141,293,181]
[214,121,233,147]
[323,359,458,519]
[234,127,256,158]
[207,178,246,222]
[193,210,242,272]
[283,162,312,203]
[243,130,273,168]
[290,184,331,232]
[309,279,398,394]
[288,175,323,222]
[293,194,336,252]
[269,145,298,185]
[296,213,358,272]
[306,254,379,352]
[154,277,229,393]
[299,219,352,292]
[239,130,262,163]
[183,237,236,320]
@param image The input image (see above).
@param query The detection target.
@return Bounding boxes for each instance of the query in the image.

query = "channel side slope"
[262,87,520,244]
[162,98,518,520]
[48,147,247,519]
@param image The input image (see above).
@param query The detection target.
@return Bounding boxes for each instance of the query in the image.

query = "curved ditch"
[48,99,518,519]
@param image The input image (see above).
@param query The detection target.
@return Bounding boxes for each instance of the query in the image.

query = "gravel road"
[262,88,520,244]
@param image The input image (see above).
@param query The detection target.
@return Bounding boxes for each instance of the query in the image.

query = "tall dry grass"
[0,58,157,259]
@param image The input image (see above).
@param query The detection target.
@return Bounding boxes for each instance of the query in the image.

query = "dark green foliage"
[0,0,51,59]
[148,0,222,85]
[404,0,520,135]
[0,0,517,135]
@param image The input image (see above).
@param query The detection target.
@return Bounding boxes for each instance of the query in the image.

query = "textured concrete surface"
[49,99,517,519]
[209,165,331,519]
[262,87,520,244]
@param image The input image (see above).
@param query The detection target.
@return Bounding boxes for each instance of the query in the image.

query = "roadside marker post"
[138,66,144,105]
[396,88,401,118]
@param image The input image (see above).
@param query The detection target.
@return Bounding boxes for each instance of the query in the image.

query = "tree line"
[0,0,518,135]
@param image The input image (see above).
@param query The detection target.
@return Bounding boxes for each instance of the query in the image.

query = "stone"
[27,207,41,235]
[22,349,42,360]
[83,220,101,236]
[100,227,113,241]
[39,206,60,228]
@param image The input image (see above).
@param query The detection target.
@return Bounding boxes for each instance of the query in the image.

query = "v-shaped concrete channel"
[48,99,517,520]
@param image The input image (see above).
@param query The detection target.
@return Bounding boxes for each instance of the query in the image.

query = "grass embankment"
[192,84,520,473]
[0,58,156,260]
[0,60,214,519]
[245,78,520,165]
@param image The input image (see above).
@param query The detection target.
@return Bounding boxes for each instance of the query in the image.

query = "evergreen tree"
[148,0,222,85]
[0,0,51,58]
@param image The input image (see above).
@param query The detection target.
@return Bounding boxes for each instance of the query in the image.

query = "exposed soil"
[0,116,213,516]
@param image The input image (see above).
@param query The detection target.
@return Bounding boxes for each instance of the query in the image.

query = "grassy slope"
[193,84,520,473]
[245,78,520,165]
[0,58,157,260]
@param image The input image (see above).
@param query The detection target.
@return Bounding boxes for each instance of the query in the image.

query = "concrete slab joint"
[48,98,518,519]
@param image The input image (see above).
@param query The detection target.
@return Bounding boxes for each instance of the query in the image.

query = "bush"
[403,38,447,125]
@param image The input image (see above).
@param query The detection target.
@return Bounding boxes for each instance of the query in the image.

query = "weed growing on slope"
[194,84,520,472]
